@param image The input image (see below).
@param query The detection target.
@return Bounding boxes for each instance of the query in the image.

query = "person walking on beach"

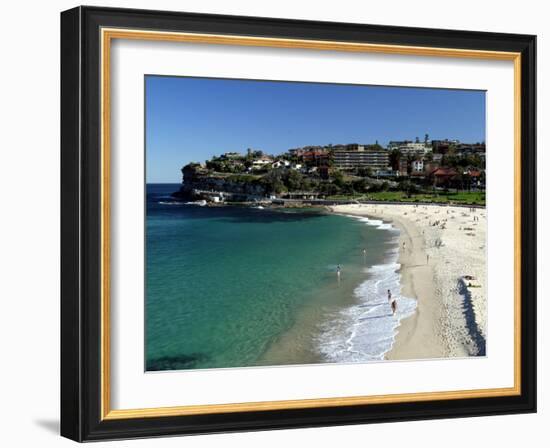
[387,289,392,303]
[336,264,341,278]
[391,298,397,315]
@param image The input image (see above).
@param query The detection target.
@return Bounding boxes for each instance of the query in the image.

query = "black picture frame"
[61,5,536,442]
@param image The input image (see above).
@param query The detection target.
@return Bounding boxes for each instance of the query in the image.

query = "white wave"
[184,200,207,207]
[342,214,399,232]
[158,201,183,205]
[317,218,416,363]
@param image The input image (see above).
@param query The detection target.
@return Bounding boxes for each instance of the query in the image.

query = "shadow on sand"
[458,278,486,356]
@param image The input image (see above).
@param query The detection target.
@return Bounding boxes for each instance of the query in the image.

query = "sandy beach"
[330,203,487,360]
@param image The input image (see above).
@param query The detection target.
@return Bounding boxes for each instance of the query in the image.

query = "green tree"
[284,169,304,191]
[331,169,345,187]
[357,167,373,177]
[321,182,341,196]
[389,149,402,171]
[261,170,286,194]
[365,143,384,151]
[441,155,458,168]
[401,180,420,198]
[406,153,418,175]
[352,179,369,193]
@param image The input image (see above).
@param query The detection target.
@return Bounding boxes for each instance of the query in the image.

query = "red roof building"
[429,167,458,186]
[467,169,482,177]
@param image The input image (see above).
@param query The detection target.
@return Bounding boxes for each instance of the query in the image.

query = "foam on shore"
[330,203,487,360]
[317,216,417,362]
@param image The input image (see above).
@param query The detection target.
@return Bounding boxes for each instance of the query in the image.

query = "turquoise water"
[145,184,396,371]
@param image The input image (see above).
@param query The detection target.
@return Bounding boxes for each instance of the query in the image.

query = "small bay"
[146,184,398,371]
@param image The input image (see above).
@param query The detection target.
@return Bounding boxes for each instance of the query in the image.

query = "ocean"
[145,184,415,371]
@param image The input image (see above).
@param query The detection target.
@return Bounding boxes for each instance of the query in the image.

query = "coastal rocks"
[172,163,267,201]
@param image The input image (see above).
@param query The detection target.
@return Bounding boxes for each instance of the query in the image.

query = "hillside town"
[173,135,486,205]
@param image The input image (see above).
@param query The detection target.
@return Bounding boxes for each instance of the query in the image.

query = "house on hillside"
[301,150,330,166]
[465,169,484,189]
[412,160,424,173]
[251,156,273,170]
[271,159,290,169]
[429,167,458,187]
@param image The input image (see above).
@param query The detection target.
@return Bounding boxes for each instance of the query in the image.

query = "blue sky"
[145,76,486,183]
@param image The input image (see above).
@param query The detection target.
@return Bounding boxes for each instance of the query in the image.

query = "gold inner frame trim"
[100,27,522,421]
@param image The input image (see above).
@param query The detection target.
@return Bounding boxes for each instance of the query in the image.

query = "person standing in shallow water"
[391,298,398,315]
[388,289,397,315]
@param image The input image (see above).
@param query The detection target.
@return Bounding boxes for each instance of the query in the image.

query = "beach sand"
[331,203,487,360]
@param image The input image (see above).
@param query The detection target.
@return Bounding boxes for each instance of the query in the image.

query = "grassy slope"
[327,190,486,205]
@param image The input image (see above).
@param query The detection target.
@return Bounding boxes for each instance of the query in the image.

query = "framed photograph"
[60,6,536,442]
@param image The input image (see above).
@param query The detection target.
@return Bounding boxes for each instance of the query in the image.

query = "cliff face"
[172,164,267,201]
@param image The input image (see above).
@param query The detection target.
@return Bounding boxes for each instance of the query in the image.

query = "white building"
[400,142,431,155]
[252,157,273,169]
[412,160,424,172]
[388,140,431,155]
[271,160,290,169]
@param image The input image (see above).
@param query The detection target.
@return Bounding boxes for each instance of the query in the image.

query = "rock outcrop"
[172,163,267,201]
